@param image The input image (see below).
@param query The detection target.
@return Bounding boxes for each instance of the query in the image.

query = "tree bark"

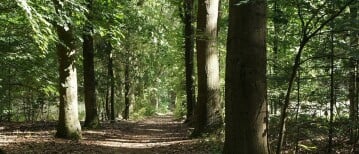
[83,0,99,129]
[183,0,196,124]
[192,0,223,137]
[223,0,268,153]
[53,0,81,140]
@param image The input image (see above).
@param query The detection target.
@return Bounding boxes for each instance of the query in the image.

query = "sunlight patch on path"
[1,115,199,153]
[0,130,54,146]
[89,139,198,149]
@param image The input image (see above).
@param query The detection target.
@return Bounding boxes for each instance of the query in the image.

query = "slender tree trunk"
[103,93,109,120]
[105,77,110,120]
[106,40,115,122]
[276,39,306,154]
[124,52,130,120]
[349,3,358,144]
[328,30,335,153]
[53,0,81,140]
[273,0,279,62]
[7,66,11,122]
[295,68,301,153]
[271,0,280,116]
[183,0,196,124]
[23,97,27,121]
[192,0,223,137]
[169,91,176,111]
[83,0,99,128]
[349,69,358,140]
[223,0,268,153]
[217,0,221,36]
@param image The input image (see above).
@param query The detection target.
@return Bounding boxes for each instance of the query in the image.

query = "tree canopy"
[0,0,358,153]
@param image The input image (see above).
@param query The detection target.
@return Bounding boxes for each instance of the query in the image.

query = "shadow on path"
[0,115,221,153]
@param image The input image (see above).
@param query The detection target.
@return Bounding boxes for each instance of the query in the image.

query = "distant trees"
[223,0,268,153]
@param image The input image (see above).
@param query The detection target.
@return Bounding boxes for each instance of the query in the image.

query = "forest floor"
[0,115,222,154]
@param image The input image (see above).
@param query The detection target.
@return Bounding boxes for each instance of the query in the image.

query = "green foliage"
[16,0,55,52]
[1,0,358,152]
[174,100,186,119]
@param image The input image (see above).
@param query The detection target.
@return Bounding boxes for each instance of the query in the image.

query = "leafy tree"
[52,0,82,140]
[275,0,356,152]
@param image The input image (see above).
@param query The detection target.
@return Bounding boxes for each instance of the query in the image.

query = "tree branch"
[307,0,356,40]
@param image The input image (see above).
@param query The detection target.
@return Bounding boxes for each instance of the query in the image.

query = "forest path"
[0,115,221,153]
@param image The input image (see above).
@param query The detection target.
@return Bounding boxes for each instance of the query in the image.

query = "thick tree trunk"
[53,0,81,140]
[223,0,268,153]
[83,0,99,129]
[183,0,196,124]
[54,26,82,140]
[192,0,223,137]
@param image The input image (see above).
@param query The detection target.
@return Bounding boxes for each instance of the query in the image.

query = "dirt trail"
[0,115,221,153]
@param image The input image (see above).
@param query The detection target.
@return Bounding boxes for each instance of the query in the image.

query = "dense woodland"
[0,0,358,153]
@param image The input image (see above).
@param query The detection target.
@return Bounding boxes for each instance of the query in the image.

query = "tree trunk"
[328,27,335,154]
[53,0,81,140]
[105,77,110,120]
[192,0,223,137]
[83,0,99,129]
[295,68,301,153]
[123,54,130,120]
[169,90,176,111]
[349,3,358,144]
[271,0,279,116]
[7,66,12,122]
[106,40,115,122]
[223,0,268,153]
[183,0,196,124]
